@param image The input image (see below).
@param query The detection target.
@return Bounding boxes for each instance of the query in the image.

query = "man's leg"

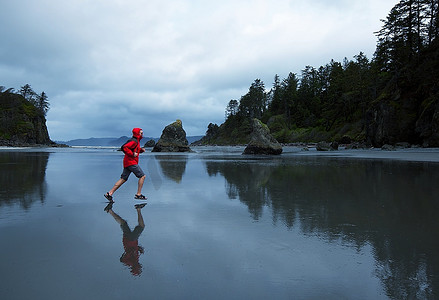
[109,178,127,196]
[135,204,145,228]
[136,175,146,196]
[107,208,125,226]
[108,168,131,197]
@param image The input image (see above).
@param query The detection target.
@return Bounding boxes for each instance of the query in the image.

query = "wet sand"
[0,146,438,299]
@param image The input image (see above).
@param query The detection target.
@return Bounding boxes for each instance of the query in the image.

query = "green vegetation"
[0,84,51,145]
[1,84,50,116]
[201,0,439,147]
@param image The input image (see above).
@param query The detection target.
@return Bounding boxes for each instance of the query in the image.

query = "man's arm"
[122,140,138,157]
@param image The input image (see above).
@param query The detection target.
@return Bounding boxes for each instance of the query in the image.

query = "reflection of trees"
[205,157,439,299]
[0,152,49,209]
[155,155,188,183]
[206,160,271,220]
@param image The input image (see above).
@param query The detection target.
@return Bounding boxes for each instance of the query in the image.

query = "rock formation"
[316,141,339,151]
[0,91,53,146]
[243,119,282,155]
[144,139,156,147]
[364,70,439,148]
[152,120,192,152]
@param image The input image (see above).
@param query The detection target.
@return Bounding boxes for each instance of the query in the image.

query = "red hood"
[132,128,143,141]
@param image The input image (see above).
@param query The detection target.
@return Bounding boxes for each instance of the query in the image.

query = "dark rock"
[316,141,339,151]
[144,139,156,147]
[416,99,439,147]
[316,141,330,151]
[152,120,192,152]
[395,142,410,148]
[382,144,396,151]
[243,119,282,155]
[316,141,338,151]
[190,139,202,146]
[365,101,398,147]
[50,142,69,148]
[345,142,368,149]
[338,135,352,144]
[364,82,421,147]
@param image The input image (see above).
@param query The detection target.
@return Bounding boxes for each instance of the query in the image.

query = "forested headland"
[0,84,54,146]
[199,0,439,147]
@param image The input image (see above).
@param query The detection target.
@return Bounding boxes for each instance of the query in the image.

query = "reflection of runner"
[104,202,146,276]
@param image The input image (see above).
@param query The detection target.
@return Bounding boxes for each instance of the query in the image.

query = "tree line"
[208,0,439,145]
[0,84,50,116]
[223,52,376,141]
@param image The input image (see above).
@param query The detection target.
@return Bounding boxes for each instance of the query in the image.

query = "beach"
[0,146,438,299]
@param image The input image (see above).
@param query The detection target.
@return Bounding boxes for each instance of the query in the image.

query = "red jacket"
[122,128,144,168]
[120,237,142,276]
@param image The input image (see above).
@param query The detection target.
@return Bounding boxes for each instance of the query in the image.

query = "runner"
[104,128,147,201]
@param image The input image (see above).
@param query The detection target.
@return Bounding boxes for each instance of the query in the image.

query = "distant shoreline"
[0,141,68,148]
[2,144,439,163]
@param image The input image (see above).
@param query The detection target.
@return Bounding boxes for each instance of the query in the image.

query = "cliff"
[0,91,53,146]
[365,39,439,147]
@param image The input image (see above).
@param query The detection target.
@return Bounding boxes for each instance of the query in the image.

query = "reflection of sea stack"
[156,155,188,183]
[243,119,282,155]
[152,120,192,152]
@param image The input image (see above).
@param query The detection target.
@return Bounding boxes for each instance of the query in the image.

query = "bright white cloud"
[0,0,397,140]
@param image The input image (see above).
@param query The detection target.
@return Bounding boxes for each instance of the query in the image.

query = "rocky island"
[152,119,192,152]
[243,119,282,155]
[0,88,58,147]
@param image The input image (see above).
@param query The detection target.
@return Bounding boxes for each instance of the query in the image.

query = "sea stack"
[152,119,192,152]
[243,118,282,155]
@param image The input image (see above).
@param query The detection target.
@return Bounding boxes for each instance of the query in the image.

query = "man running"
[104,128,147,201]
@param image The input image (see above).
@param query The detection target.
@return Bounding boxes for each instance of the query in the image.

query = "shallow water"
[0,146,438,299]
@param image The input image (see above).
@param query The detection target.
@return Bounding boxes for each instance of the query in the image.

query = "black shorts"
[121,221,144,240]
[121,164,145,181]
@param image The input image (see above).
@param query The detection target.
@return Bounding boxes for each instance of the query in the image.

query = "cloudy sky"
[1,0,397,141]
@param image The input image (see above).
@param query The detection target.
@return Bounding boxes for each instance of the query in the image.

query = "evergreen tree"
[238,79,266,119]
[37,91,50,116]
[320,60,344,130]
[268,74,282,115]
[375,0,439,72]
[19,84,36,105]
[280,72,299,124]
[340,52,373,122]
[225,99,239,120]
[17,84,50,115]
[297,66,321,127]
[425,0,439,44]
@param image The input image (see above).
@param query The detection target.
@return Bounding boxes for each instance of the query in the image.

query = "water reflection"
[204,157,439,299]
[104,202,146,276]
[155,155,188,183]
[0,152,49,209]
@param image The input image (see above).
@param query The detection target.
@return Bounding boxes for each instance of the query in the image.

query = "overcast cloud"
[0,0,396,141]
